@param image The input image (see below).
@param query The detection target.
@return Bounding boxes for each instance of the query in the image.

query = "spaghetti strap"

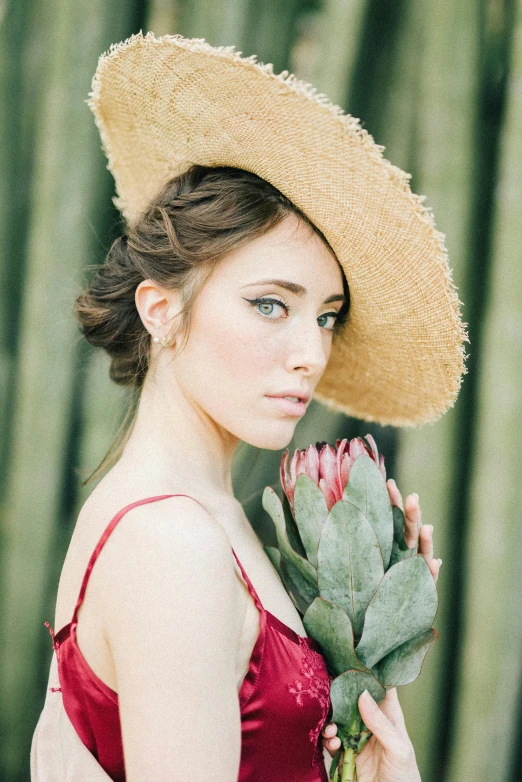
[231,548,264,613]
[71,493,205,624]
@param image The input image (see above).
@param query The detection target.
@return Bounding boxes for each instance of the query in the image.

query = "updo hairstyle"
[74,165,350,484]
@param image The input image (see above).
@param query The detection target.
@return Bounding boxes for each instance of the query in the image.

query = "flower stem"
[341,747,357,782]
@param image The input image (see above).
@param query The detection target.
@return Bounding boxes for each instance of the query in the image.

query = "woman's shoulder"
[108,492,234,571]
[56,472,240,628]
[98,490,245,663]
[78,482,237,589]
[74,468,231,553]
[53,475,249,693]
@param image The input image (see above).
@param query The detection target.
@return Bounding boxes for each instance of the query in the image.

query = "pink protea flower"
[280,434,387,514]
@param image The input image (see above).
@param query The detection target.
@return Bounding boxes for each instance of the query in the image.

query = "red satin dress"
[45,494,333,781]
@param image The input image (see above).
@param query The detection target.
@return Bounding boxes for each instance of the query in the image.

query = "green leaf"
[302,597,369,676]
[389,505,418,566]
[280,557,315,615]
[282,491,307,558]
[343,454,394,569]
[329,747,342,780]
[330,669,386,738]
[262,486,319,606]
[264,542,310,616]
[378,628,439,687]
[393,506,410,550]
[355,555,438,669]
[293,473,329,568]
[317,500,384,637]
[264,545,282,577]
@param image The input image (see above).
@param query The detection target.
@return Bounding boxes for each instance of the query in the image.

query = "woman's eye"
[249,297,289,319]
[318,312,340,331]
[246,297,339,331]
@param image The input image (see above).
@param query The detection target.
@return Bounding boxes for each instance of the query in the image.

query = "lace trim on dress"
[287,636,332,770]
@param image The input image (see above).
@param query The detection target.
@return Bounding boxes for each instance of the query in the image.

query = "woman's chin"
[240,422,297,451]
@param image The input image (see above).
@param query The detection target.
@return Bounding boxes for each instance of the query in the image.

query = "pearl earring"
[152,333,172,347]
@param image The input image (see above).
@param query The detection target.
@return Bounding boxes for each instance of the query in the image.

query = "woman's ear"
[135,279,183,337]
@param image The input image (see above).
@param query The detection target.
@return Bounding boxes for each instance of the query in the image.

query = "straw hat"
[86,30,469,427]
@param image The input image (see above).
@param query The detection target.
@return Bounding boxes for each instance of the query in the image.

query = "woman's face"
[163,213,346,450]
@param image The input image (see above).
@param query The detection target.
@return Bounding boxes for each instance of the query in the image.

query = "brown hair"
[74,165,350,485]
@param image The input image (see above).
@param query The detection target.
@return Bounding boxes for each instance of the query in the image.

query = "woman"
[32,32,465,782]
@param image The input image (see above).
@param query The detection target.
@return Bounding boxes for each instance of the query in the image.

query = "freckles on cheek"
[199,315,245,368]
[242,337,277,378]
[232,330,274,377]
[210,317,279,384]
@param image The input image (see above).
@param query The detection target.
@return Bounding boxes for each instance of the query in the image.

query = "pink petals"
[280,435,387,513]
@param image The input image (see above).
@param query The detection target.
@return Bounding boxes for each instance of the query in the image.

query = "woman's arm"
[101,496,244,782]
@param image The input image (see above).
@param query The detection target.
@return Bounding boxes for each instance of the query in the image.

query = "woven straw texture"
[86,30,469,427]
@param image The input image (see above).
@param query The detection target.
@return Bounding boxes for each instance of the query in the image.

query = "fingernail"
[361,689,375,706]
[424,524,433,533]
[413,492,419,500]
[325,725,334,736]
[389,478,396,486]
[437,558,442,566]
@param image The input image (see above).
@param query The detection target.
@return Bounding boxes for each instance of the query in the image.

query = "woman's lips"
[266,396,307,416]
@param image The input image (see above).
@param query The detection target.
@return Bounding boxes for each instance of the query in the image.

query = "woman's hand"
[386,480,442,583]
[322,688,421,781]
[321,483,441,776]
[353,687,421,781]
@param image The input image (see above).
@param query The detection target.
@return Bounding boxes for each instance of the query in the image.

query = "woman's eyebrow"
[242,278,346,304]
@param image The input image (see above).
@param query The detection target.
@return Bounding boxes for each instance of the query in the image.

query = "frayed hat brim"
[86,31,469,427]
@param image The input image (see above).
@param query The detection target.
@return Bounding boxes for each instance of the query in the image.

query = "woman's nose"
[284,318,330,375]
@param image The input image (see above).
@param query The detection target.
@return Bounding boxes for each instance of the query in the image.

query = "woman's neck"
[118,373,239,499]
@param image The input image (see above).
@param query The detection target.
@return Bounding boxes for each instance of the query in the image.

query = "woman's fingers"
[358,690,402,753]
[427,557,442,583]
[387,481,441,583]
[386,479,404,511]
[375,687,405,730]
[321,722,341,754]
[387,480,421,548]
[415,508,442,583]
[403,493,421,548]
[321,689,412,750]
[358,690,420,779]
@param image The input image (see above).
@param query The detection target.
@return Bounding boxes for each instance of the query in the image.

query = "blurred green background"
[1,0,521,779]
